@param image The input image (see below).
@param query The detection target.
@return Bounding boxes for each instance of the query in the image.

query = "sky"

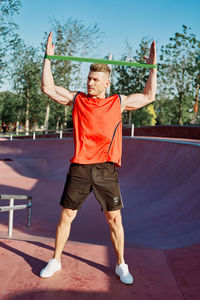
[1,0,199,91]
[13,0,200,59]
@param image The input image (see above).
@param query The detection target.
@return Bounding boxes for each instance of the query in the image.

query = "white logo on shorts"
[113,196,120,206]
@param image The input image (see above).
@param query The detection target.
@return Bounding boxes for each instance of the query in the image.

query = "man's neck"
[87,93,106,99]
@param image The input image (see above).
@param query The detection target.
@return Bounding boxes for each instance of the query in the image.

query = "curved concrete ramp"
[121,138,200,249]
[0,137,200,300]
[0,138,199,249]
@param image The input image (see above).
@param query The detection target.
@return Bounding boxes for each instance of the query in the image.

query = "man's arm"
[41,32,76,107]
[121,41,157,112]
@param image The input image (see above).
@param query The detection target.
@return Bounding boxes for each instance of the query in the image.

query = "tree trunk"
[16,111,20,135]
[16,121,19,135]
[64,106,68,129]
[56,117,61,132]
[25,89,30,135]
[178,92,183,125]
[128,111,132,125]
[44,101,50,134]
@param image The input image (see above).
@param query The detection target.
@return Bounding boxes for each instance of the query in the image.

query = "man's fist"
[144,41,157,66]
[45,32,55,56]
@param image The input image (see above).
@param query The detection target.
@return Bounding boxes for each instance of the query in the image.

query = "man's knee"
[104,210,123,228]
[59,207,77,224]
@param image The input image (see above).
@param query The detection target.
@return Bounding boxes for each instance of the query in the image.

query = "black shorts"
[60,162,123,211]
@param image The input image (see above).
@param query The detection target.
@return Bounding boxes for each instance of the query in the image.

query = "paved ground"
[0,137,200,300]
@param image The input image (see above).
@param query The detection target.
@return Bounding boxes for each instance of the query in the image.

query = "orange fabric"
[194,103,198,113]
[70,92,122,166]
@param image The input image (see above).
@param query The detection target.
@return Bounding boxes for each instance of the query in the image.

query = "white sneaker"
[115,263,134,284]
[40,258,61,278]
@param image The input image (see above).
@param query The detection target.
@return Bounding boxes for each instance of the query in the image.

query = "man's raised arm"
[121,41,157,112]
[41,32,76,106]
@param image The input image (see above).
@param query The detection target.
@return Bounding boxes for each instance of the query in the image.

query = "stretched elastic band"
[44,54,157,69]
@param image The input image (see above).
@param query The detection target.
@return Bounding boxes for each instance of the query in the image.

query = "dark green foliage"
[0,91,23,125]
[154,95,194,125]
[0,0,21,81]
[159,25,200,125]
[113,38,156,126]
[11,41,45,129]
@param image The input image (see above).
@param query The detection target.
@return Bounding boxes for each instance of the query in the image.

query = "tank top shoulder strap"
[117,94,122,105]
[72,91,82,110]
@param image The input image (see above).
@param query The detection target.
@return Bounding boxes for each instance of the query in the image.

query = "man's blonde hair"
[90,63,111,77]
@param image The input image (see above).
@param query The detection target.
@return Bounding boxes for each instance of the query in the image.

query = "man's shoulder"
[74,91,86,100]
[108,94,122,104]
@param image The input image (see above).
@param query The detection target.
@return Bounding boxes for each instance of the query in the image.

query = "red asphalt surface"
[0,137,200,300]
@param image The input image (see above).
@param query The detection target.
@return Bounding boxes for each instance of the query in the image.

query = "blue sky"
[14,0,200,59]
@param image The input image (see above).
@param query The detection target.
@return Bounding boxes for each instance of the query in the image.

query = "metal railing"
[0,124,135,140]
[0,194,32,237]
[0,128,73,141]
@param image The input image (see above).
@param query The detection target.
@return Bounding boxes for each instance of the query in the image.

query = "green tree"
[0,0,21,82]
[41,17,103,130]
[155,94,195,125]
[12,41,45,132]
[0,91,23,131]
[191,42,200,124]
[159,25,199,125]
[112,38,157,126]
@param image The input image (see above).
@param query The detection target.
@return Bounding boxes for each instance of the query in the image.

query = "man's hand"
[144,41,157,66]
[120,40,157,112]
[42,31,76,106]
[45,32,55,56]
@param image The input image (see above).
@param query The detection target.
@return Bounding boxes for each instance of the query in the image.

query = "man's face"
[87,71,110,98]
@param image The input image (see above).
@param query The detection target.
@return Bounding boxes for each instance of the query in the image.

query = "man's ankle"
[117,259,125,266]
[53,256,61,263]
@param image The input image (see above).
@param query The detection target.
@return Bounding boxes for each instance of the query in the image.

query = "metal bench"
[0,194,32,237]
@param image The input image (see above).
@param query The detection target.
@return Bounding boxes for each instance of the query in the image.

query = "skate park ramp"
[0,137,200,300]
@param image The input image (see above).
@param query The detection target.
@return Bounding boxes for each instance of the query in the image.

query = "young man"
[40,32,157,284]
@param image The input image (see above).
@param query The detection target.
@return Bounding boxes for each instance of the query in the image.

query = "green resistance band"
[44,54,157,69]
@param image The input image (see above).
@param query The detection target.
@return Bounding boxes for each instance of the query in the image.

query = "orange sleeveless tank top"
[70,92,122,166]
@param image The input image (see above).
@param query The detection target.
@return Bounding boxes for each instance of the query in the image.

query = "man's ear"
[105,79,111,89]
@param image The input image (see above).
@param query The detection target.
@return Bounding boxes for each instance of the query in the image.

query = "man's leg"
[104,209,125,265]
[54,207,77,262]
[104,209,133,284]
[40,207,77,278]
